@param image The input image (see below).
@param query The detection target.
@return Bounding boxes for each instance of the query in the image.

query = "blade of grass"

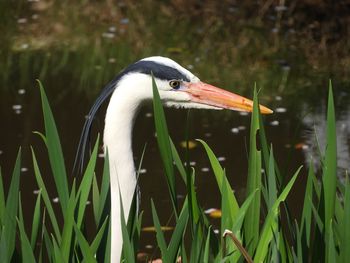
[73,223,97,263]
[322,82,337,241]
[31,148,61,242]
[151,73,177,213]
[340,178,350,263]
[244,86,262,253]
[30,190,42,249]
[254,166,301,262]
[77,135,99,228]
[1,149,21,262]
[37,80,69,214]
[151,199,168,261]
[198,139,239,220]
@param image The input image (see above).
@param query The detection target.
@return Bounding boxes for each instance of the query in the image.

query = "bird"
[75,56,272,262]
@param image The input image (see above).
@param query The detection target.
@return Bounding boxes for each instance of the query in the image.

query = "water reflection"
[302,98,350,180]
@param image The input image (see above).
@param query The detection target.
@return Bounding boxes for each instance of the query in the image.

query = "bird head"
[118,56,273,113]
[75,56,272,173]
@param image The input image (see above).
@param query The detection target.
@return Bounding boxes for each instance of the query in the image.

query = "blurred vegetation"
[1,0,349,98]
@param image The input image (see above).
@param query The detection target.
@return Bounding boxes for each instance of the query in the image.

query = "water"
[1,1,350,256]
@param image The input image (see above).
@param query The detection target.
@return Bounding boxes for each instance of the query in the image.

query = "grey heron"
[75,56,272,262]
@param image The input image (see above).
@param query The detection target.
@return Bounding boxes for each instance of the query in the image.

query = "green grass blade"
[2,149,21,262]
[151,74,177,211]
[52,235,65,263]
[43,226,53,263]
[167,200,189,262]
[77,135,99,228]
[198,139,239,220]
[322,82,337,240]
[31,190,42,249]
[17,194,36,263]
[170,138,186,183]
[327,220,336,263]
[73,223,97,263]
[120,192,135,263]
[267,145,277,210]
[97,152,110,226]
[340,178,350,263]
[151,199,168,261]
[300,161,315,247]
[31,148,61,242]
[254,166,301,262]
[60,180,77,262]
[203,226,212,263]
[37,80,69,214]
[92,174,100,226]
[244,86,262,252]
[90,216,109,254]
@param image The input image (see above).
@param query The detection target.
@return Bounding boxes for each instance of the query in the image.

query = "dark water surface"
[1,1,350,254]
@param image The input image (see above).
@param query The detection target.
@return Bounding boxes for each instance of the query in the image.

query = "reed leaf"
[37,80,69,214]
[244,86,262,253]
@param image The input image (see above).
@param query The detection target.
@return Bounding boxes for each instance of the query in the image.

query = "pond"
[0,0,349,257]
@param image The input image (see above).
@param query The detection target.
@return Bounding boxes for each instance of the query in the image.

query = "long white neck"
[103,75,149,263]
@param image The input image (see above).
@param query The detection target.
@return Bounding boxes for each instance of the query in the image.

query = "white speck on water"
[218,156,226,162]
[0,150,3,155]
[271,27,279,33]
[17,18,27,24]
[231,127,239,134]
[177,194,184,199]
[275,107,287,113]
[12,105,22,110]
[139,168,147,174]
[108,57,116,63]
[52,197,59,203]
[213,229,220,234]
[194,57,200,63]
[261,168,265,173]
[32,14,39,20]
[302,144,309,150]
[238,125,246,130]
[98,153,105,158]
[239,111,249,116]
[18,89,26,95]
[204,132,212,137]
[33,189,40,195]
[15,110,22,114]
[201,167,210,172]
[275,96,282,101]
[145,245,153,249]
[21,167,28,172]
[187,64,194,70]
[190,161,196,166]
[86,200,91,205]
[270,120,279,126]
[145,112,152,118]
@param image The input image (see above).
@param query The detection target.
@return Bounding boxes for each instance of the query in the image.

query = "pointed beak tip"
[260,106,274,115]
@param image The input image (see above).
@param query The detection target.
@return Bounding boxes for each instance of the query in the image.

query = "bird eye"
[169,80,181,89]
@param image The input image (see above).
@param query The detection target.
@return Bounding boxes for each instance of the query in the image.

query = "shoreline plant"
[0,80,348,262]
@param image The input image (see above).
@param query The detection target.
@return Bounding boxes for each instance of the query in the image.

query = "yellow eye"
[169,80,181,89]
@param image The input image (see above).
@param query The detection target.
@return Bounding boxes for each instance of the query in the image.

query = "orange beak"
[183,82,273,114]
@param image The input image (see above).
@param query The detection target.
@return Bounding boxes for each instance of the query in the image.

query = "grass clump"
[0,79,348,262]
